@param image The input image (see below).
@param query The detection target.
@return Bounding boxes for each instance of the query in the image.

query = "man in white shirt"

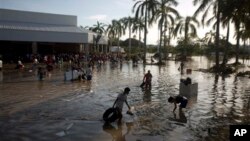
[113,87,131,123]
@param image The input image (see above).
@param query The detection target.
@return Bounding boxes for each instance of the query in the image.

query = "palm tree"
[239,28,250,62]
[221,18,231,66]
[222,0,248,65]
[193,0,222,71]
[133,0,158,63]
[106,22,116,47]
[91,21,106,35]
[83,22,107,53]
[132,17,145,49]
[173,16,199,59]
[120,16,135,58]
[106,19,125,47]
[200,0,232,66]
[152,0,179,63]
[203,30,216,45]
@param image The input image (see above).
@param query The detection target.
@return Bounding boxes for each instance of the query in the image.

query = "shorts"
[180,98,188,108]
[87,75,92,80]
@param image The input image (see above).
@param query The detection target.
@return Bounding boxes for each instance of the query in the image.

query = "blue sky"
[1,0,229,45]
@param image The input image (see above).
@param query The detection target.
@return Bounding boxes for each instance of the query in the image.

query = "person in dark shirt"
[143,70,152,89]
[168,95,188,112]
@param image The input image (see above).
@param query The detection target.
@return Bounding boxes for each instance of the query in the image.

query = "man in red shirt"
[143,70,152,89]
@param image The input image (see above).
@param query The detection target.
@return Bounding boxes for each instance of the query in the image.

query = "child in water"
[168,95,188,112]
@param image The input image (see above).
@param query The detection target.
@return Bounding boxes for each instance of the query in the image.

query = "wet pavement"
[0,56,250,141]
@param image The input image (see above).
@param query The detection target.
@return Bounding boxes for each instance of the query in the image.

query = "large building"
[0,9,108,61]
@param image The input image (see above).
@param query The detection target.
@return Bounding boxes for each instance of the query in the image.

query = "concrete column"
[86,44,90,55]
[97,44,99,53]
[79,44,83,53]
[32,42,37,54]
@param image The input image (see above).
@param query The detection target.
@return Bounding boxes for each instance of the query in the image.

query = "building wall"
[0,9,109,60]
[1,29,88,43]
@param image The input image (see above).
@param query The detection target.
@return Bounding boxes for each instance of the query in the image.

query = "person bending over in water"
[168,95,188,112]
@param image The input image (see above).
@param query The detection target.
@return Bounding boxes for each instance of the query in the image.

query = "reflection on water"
[103,122,133,141]
[143,89,152,103]
[0,71,2,82]
[171,110,187,124]
[0,56,250,141]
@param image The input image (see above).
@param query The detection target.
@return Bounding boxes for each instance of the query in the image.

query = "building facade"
[0,9,108,61]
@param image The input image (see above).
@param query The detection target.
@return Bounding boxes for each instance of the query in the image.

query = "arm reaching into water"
[113,98,117,108]
[125,100,130,110]
[173,102,177,112]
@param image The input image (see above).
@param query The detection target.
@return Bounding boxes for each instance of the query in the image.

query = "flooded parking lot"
[0,56,250,141]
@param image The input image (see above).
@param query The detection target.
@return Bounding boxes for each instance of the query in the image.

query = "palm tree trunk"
[143,1,148,64]
[184,22,188,60]
[163,23,167,60]
[139,30,141,49]
[234,18,242,65]
[118,36,120,47]
[215,3,221,71]
[159,25,163,64]
[222,23,230,66]
[235,31,240,64]
[129,25,131,59]
[168,27,171,46]
[111,38,113,46]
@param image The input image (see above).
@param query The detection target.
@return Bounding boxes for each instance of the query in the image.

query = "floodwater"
[0,56,250,141]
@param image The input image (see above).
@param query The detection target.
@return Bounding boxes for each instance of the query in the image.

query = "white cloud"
[87,14,107,21]
[114,0,133,7]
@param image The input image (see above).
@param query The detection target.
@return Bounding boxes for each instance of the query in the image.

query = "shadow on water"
[143,89,152,103]
[103,122,133,141]
[168,109,187,125]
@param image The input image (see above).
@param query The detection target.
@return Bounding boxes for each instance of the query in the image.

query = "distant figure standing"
[151,56,154,63]
[16,59,24,69]
[178,61,184,72]
[168,95,188,112]
[113,87,131,123]
[86,64,92,80]
[38,67,45,81]
[143,70,152,89]
[46,64,53,79]
[32,57,39,70]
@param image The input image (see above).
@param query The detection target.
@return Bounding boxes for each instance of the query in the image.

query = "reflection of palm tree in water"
[172,109,187,124]
[211,75,219,116]
[102,122,133,141]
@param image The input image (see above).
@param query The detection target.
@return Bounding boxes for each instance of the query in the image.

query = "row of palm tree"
[194,0,250,71]
[84,0,250,71]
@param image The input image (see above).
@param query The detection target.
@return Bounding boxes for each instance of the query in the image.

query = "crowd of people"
[4,53,125,81]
